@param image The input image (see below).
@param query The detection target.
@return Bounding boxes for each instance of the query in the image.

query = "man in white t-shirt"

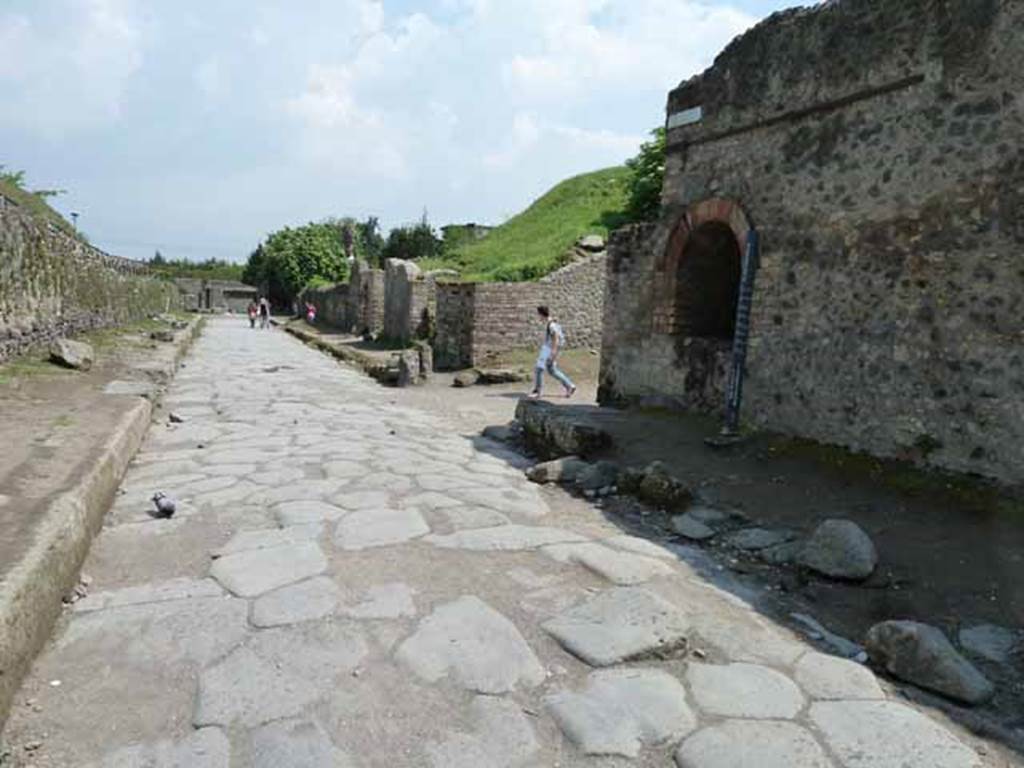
[528,305,576,399]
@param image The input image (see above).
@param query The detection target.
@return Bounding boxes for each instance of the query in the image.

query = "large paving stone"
[426,524,588,551]
[334,507,430,549]
[340,582,416,619]
[74,577,224,613]
[542,587,689,666]
[601,534,676,560]
[794,651,884,700]
[251,576,341,627]
[451,487,549,518]
[675,721,831,768]
[213,523,323,557]
[687,663,805,719]
[543,542,673,585]
[396,595,545,693]
[275,500,347,526]
[547,668,696,757]
[809,700,981,768]
[210,541,327,597]
[194,647,320,727]
[425,696,539,768]
[440,506,511,530]
[87,727,231,768]
[250,719,354,768]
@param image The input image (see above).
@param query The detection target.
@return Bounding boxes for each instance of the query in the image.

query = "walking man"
[258,297,270,329]
[528,305,576,399]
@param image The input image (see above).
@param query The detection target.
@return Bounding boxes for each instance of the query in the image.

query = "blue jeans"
[533,359,574,393]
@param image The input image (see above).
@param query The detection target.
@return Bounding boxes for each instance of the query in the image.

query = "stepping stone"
[542,587,689,666]
[686,663,804,719]
[334,507,430,549]
[725,527,796,551]
[250,719,354,768]
[251,576,341,627]
[396,595,545,694]
[194,647,320,728]
[275,501,346,526]
[543,542,673,585]
[426,525,588,551]
[809,701,981,768]
[425,696,539,768]
[794,651,884,700]
[213,524,323,557]
[547,668,696,757]
[340,582,416,619]
[671,514,716,541]
[210,541,327,597]
[959,623,1020,664]
[675,721,831,768]
[87,727,231,768]
[74,577,224,613]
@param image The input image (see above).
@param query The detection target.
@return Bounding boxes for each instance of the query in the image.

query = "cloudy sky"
[0,0,792,262]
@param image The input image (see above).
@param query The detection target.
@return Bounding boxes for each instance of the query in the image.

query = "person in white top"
[528,305,576,399]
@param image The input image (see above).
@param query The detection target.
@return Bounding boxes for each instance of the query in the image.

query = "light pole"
[70,211,80,231]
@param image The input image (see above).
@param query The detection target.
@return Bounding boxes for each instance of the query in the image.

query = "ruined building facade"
[600,0,1023,483]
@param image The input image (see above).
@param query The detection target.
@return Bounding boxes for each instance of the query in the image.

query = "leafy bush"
[624,127,666,223]
[382,215,443,262]
[243,222,349,305]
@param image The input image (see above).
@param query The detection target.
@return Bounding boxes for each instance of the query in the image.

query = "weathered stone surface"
[526,456,587,484]
[426,524,587,551]
[194,647,320,727]
[340,582,416,619]
[453,369,480,387]
[726,527,796,551]
[671,514,716,541]
[866,621,994,704]
[686,662,804,719]
[251,576,341,627]
[251,720,353,768]
[810,700,982,768]
[50,338,94,370]
[248,621,367,684]
[547,668,695,757]
[452,486,548,518]
[636,462,692,511]
[602,534,676,560]
[440,505,510,530]
[542,587,689,666]
[515,399,611,459]
[73,577,223,613]
[334,507,429,549]
[959,624,1020,664]
[396,595,544,693]
[578,234,606,251]
[759,540,803,565]
[481,424,516,442]
[799,519,877,580]
[675,721,831,768]
[790,613,866,660]
[209,541,327,598]
[543,542,673,585]
[574,460,620,492]
[425,696,539,768]
[212,524,323,557]
[794,651,884,700]
[87,727,231,768]
[275,500,347,526]
[476,368,530,384]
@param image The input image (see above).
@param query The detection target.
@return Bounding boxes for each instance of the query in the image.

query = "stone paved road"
[3,318,992,767]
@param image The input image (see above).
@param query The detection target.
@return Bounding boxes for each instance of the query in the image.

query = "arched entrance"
[675,220,742,339]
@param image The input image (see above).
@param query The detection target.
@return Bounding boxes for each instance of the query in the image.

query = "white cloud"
[0,0,144,134]
[194,56,227,99]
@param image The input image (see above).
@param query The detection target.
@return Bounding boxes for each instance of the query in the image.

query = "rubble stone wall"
[0,195,179,363]
[600,0,1024,484]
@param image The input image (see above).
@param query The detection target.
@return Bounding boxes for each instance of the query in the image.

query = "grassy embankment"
[420,166,630,282]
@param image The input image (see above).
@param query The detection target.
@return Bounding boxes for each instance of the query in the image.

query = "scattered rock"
[453,370,481,388]
[150,329,175,342]
[482,424,516,442]
[799,519,877,580]
[636,462,692,511]
[790,613,866,660]
[959,624,1020,665]
[575,461,619,492]
[685,506,742,526]
[476,368,530,384]
[49,338,94,370]
[526,456,587,484]
[578,234,606,252]
[865,620,995,704]
[758,540,803,565]
[515,399,611,459]
[726,528,796,551]
[671,514,716,541]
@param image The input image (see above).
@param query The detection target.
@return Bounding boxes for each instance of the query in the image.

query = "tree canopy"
[624,127,666,223]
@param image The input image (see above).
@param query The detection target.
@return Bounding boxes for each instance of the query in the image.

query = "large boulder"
[453,370,481,388]
[578,234,606,252]
[799,519,877,580]
[635,462,692,512]
[49,338,94,371]
[865,620,995,705]
[476,368,530,385]
[515,399,610,459]
[527,457,587,485]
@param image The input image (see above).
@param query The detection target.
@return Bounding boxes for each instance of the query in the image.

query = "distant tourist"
[528,305,576,399]
[258,297,270,329]
[247,300,258,329]
[306,302,317,324]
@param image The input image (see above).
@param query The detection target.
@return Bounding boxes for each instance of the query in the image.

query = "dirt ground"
[386,346,1024,754]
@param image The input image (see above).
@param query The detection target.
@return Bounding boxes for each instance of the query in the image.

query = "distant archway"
[675,220,741,339]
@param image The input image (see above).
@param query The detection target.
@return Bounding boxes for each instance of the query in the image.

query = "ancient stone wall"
[600,0,1024,484]
[302,283,351,329]
[348,260,385,337]
[434,251,607,369]
[382,259,438,345]
[0,195,180,363]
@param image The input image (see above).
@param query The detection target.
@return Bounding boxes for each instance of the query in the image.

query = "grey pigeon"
[151,491,176,518]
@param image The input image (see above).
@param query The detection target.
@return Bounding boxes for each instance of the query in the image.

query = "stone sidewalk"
[1,318,999,767]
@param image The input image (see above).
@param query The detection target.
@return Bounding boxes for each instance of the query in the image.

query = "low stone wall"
[0,196,180,363]
[434,252,607,370]
[383,259,438,345]
[303,283,351,329]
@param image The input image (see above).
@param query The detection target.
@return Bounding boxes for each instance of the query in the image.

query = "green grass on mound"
[421,166,630,282]
[0,178,81,240]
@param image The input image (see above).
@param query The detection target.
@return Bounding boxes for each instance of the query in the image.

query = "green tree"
[624,127,666,223]
[382,214,442,262]
[244,222,349,305]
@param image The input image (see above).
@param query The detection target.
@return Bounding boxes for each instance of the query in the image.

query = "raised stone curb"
[0,317,202,726]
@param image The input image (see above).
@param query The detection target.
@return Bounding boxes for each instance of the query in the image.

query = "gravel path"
[2,318,993,767]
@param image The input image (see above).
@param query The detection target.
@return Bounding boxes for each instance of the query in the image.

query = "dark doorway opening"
[675,220,742,339]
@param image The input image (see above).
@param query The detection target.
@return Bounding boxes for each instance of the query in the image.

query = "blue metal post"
[721,228,759,436]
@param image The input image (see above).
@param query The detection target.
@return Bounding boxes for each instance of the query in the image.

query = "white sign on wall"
[667,106,703,129]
